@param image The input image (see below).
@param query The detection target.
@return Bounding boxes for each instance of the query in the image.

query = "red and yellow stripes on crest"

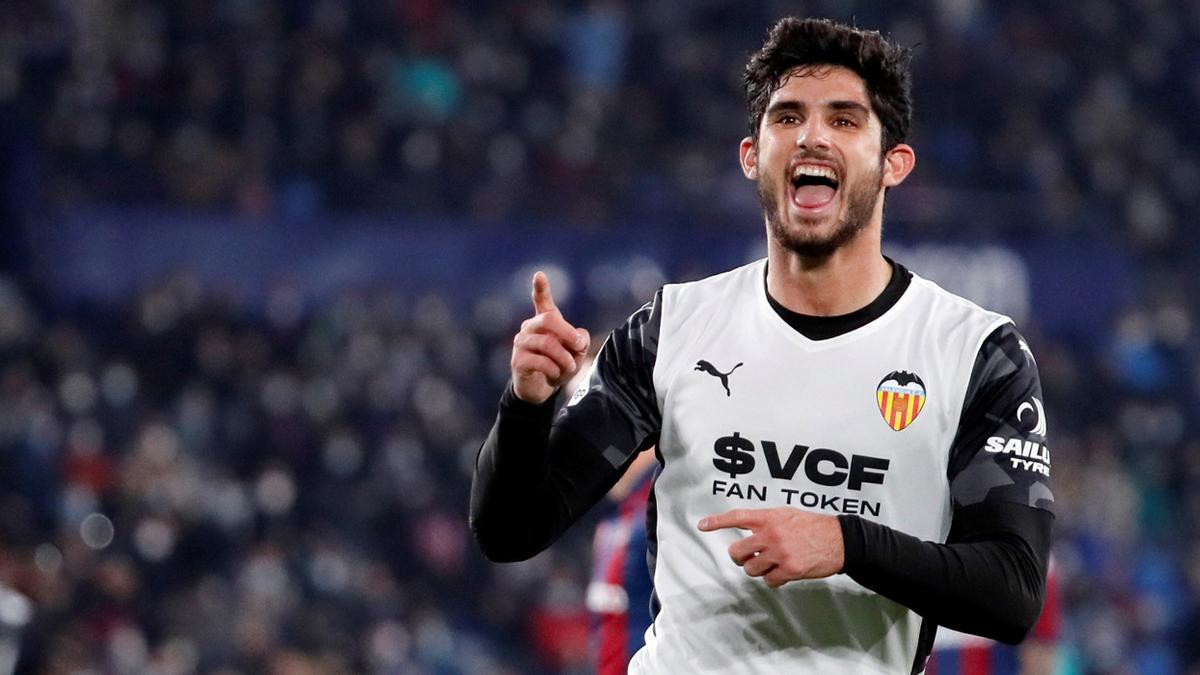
[876,389,926,431]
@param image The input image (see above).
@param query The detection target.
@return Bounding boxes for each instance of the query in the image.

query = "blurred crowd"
[0,270,626,673]
[3,1,1199,248]
[0,0,1199,674]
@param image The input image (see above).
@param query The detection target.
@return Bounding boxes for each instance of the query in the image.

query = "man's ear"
[882,143,916,187]
[739,136,757,179]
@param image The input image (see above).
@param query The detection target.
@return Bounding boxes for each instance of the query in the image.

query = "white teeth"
[791,165,838,183]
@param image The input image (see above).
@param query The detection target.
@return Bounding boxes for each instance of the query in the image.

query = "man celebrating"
[471,17,1053,674]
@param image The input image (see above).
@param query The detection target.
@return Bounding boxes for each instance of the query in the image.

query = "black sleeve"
[839,501,1052,644]
[838,324,1055,661]
[469,292,663,562]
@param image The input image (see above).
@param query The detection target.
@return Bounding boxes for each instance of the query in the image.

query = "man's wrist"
[502,380,559,418]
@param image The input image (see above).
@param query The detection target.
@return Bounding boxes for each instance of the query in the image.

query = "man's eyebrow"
[765,99,871,115]
[765,100,805,115]
[827,100,871,115]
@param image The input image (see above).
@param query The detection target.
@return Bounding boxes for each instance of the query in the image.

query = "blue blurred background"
[0,1,1197,673]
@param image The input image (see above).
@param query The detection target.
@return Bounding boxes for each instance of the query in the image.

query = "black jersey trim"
[764,257,913,340]
[556,289,663,466]
[646,447,664,632]
[946,323,1054,513]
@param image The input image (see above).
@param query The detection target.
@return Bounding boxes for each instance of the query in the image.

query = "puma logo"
[695,360,743,397]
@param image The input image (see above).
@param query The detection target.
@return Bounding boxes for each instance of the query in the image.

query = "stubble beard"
[758,161,883,259]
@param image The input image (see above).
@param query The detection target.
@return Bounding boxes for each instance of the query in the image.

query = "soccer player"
[588,449,656,675]
[471,17,1053,674]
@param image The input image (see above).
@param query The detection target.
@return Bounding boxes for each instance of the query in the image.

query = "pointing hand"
[510,271,591,404]
[698,508,844,588]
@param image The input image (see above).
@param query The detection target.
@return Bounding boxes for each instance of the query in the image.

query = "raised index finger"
[532,271,558,315]
[533,310,589,352]
[698,509,760,532]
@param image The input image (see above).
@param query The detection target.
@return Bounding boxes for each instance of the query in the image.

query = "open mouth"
[789,164,840,210]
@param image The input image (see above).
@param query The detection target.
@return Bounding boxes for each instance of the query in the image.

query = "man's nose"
[796,120,831,151]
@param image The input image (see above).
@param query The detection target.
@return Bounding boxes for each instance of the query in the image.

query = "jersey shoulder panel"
[906,272,1012,337]
[659,259,762,326]
[905,273,1015,423]
[654,259,764,406]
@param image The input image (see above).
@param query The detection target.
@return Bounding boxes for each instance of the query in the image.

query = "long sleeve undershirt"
[470,384,1052,646]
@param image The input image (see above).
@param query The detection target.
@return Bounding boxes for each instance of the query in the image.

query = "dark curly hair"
[744,18,913,153]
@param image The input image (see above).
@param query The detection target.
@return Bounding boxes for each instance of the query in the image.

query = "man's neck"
[765,233,892,317]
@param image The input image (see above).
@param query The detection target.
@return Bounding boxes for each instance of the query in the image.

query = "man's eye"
[779,114,799,124]
[833,118,857,128]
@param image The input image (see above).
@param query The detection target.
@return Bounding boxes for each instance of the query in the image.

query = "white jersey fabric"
[626,259,1010,674]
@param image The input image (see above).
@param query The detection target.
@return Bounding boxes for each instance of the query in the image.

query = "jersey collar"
[764,257,913,341]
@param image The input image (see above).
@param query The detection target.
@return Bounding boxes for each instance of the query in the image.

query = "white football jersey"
[550,258,1052,674]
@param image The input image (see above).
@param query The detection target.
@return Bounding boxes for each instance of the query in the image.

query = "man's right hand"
[510,271,591,405]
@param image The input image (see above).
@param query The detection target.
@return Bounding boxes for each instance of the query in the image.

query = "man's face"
[741,66,907,258]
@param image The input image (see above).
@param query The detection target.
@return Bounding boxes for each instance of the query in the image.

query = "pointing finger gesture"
[532,271,558,316]
[511,272,591,404]
[698,507,845,588]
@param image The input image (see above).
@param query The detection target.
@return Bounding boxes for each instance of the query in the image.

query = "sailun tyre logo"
[1017,397,1047,436]
[876,371,927,432]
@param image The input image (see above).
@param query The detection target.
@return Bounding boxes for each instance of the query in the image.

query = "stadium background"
[0,1,1197,673]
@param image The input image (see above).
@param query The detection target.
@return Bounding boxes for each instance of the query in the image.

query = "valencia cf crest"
[876,371,927,431]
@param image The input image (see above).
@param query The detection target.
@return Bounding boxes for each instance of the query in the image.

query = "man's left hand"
[698,508,845,588]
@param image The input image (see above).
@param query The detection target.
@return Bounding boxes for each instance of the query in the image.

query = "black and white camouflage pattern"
[947,324,1054,514]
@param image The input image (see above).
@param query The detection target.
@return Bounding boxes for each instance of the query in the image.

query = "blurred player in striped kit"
[588,449,657,674]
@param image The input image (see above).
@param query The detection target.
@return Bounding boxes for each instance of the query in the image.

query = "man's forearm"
[839,501,1053,644]
[469,385,623,562]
